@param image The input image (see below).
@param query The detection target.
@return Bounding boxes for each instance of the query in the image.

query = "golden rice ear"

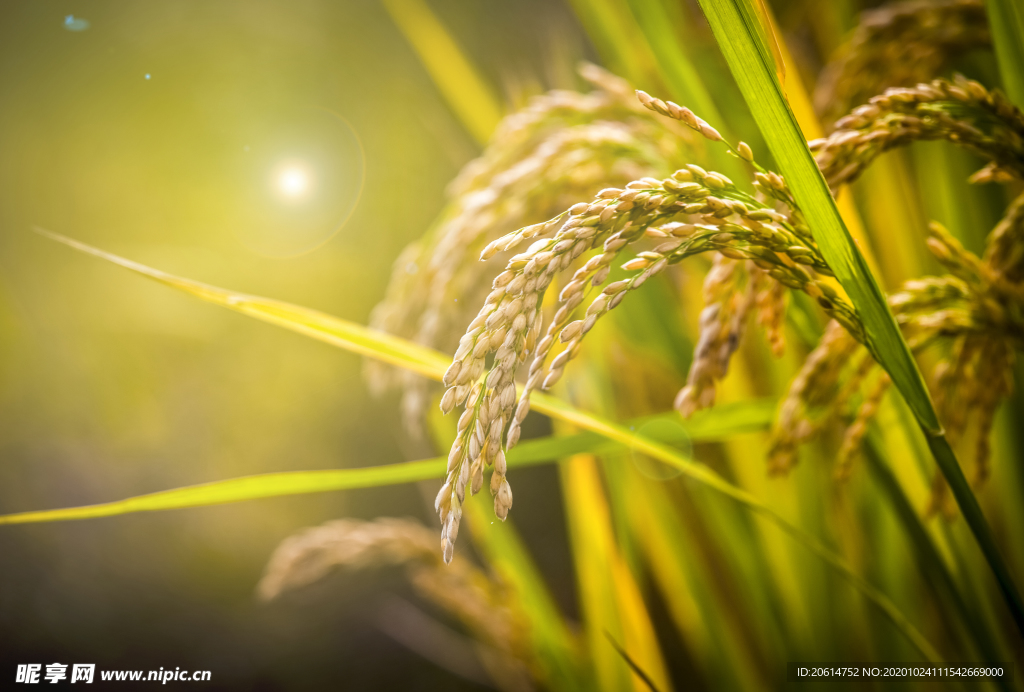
[257,518,438,602]
[753,267,787,357]
[365,72,695,433]
[438,143,870,559]
[814,77,1024,190]
[675,255,743,417]
[434,78,889,560]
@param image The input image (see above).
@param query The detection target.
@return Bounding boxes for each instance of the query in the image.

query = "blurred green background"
[0,1,583,688]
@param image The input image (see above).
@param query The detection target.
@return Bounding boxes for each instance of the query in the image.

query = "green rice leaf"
[32,228,453,382]
[0,463,444,525]
[34,229,941,662]
[692,0,1024,636]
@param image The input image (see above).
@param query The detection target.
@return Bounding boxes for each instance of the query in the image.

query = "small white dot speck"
[145,74,151,80]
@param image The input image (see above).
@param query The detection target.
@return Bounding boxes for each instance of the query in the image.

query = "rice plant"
[9,0,1024,689]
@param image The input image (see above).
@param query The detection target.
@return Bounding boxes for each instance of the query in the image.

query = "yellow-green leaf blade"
[0,463,444,525]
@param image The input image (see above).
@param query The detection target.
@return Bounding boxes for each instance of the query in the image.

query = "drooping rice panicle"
[811,76,1024,189]
[438,170,698,559]
[674,254,752,417]
[260,517,444,600]
[367,64,695,433]
[753,265,788,357]
[432,89,880,561]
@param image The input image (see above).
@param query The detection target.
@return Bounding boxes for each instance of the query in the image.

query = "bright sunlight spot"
[277,166,310,198]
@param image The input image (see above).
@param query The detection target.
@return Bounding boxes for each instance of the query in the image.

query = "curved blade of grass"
[35,227,454,378]
[34,229,941,661]
[693,0,1024,636]
[0,404,773,525]
[0,464,444,525]
[986,0,1024,108]
[380,0,502,145]
[604,632,664,692]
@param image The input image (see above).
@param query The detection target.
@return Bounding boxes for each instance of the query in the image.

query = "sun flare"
[277,167,309,198]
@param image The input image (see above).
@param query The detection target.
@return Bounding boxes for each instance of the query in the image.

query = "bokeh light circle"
[235,107,364,258]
